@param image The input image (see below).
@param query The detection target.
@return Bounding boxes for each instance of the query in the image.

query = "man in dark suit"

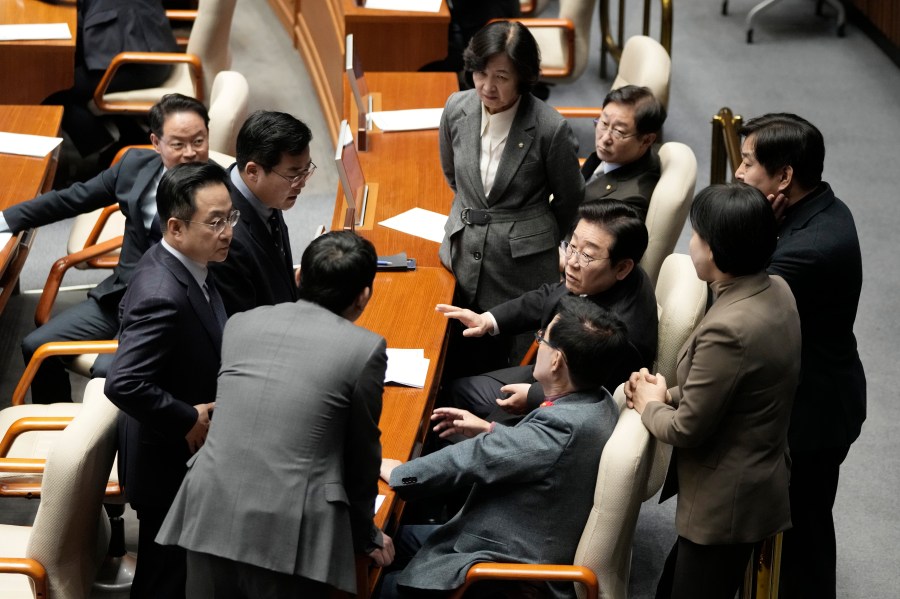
[583,85,666,221]
[209,110,315,315]
[379,299,627,599]
[736,113,866,599]
[0,93,209,404]
[158,231,395,598]
[105,162,235,599]
[437,200,657,419]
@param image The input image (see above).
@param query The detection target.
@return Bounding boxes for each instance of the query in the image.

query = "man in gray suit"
[582,85,666,221]
[157,231,394,598]
[379,298,627,598]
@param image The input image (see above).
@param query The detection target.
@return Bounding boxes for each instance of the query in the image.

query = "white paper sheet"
[378,207,447,244]
[370,108,443,132]
[385,348,430,388]
[0,23,71,41]
[0,232,12,250]
[375,494,386,514]
[364,0,442,13]
[0,132,63,158]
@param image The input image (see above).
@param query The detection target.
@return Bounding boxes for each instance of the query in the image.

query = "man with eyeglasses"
[437,200,657,420]
[106,162,235,599]
[209,110,316,315]
[378,298,626,598]
[0,93,211,403]
[583,85,666,221]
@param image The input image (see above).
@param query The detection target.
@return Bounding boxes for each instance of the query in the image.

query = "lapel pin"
[518,142,524,148]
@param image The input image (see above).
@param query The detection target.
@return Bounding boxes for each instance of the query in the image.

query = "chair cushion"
[530,27,570,73]
[0,404,83,461]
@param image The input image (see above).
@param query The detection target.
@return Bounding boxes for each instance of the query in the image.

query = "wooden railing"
[710,107,743,185]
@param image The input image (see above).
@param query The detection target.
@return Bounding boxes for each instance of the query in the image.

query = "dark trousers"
[22,296,119,404]
[133,504,186,599]
[186,550,330,599]
[779,446,850,599]
[655,536,754,599]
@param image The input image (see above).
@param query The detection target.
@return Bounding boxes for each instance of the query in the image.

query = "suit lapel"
[157,246,224,348]
[458,92,490,208]
[488,94,536,204]
[125,158,163,244]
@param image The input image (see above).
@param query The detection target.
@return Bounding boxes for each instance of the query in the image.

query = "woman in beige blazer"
[627,183,802,599]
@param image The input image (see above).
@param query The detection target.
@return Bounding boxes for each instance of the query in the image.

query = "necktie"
[268,211,285,257]
[204,275,228,329]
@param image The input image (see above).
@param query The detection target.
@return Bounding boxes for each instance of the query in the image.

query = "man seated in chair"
[0,93,210,404]
[437,200,657,421]
[583,85,666,220]
[379,298,626,598]
[209,110,315,315]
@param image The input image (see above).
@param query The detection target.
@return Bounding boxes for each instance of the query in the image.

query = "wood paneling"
[848,0,900,49]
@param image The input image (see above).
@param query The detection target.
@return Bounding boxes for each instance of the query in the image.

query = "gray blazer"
[157,300,387,594]
[642,273,801,545]
[438,90,584,309]
[392,389,618,598]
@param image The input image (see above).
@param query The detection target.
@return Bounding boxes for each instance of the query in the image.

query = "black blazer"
[79,0,178,71]
[4,148,163,306]
[105,243,223,507]
[581,148,661,221]
[208,168,299,316]
[767,183,866,451]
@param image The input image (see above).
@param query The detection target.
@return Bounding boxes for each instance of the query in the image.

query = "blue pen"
[377,260,391,266]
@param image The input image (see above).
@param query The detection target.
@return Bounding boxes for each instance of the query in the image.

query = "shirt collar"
[160,238,208,288]
[480,96,521,137]
[230,166,273,224]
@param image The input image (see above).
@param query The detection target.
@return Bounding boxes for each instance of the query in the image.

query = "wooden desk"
[357,265,454,594]
[0,105,64,316]
[0,0,77,104]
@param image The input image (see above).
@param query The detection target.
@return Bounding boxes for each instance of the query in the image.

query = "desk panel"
[0,0,76,104]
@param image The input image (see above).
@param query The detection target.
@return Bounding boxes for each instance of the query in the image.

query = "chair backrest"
[640,142,697,286]
[611,35,671,109]
[561,0,599,82]
[25,379,118,599]
[185,0,237,95]
[653,253,707,383]
[529,0,598,83]
[207,70,249,156]
[573,388,671,599]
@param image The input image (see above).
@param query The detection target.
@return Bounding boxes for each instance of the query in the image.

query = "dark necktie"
[204,274,228,329]
[268,211,285,257]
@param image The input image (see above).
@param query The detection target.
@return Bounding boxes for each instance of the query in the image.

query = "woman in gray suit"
[627,184,802,599]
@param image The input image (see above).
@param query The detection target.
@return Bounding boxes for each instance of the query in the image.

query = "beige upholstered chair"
[0,380,118,599]
[206,71,250,157]
[520,0,551,16]
[93,0,238,114]
[640,141,697,286]
[611,35,672,110]
[652,253,708,383]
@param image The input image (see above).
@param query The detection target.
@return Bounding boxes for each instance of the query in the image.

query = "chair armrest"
[81,205,123,271]
[93,51,204,113]
[555,106,602,119]
[12,340,119,406]
[0,558,48,598]
[34,236,124,327]
[448,563,598,599]
[0,417,73,457]
[166,9,198,51]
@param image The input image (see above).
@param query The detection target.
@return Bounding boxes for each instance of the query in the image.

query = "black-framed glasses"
[534,329,561,351]
[271,162,317,186]
[560,241,610,267]
[181,209,240,234]
[593,118,637,142]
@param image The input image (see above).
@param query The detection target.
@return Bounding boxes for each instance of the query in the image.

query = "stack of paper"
[385,348,430,388]
[364,0,442,13]
[0,132,63,158]
[0,23,71,41]
[370,108,443,131]
[378,207,447,243]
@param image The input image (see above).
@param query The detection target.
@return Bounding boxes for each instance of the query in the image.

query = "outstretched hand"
[431,407,491,438]
[435,304,491,337]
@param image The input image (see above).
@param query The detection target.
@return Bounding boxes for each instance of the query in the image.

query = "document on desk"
[375,494,386,515]
[370,108,443,132]
[385,348,430,388]
[0,132,63,158]
[364,0,442,13]
[379,207,447,244]
[0,23,71,41]
[0,232,12,250]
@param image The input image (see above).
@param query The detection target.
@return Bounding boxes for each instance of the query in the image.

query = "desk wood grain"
[0,0,77,104]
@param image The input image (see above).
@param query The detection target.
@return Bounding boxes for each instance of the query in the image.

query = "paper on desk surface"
[375,494,386,514]
[0,232,12,250]
[364,0,442,13]
[0,23,71,41]
[0,132,63,158]
[385,348,430,389]
[370,108,443,132]
[379,207,447,244]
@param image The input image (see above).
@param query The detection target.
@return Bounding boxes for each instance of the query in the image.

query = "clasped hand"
[624,368,669,414]
[185,402,215,454]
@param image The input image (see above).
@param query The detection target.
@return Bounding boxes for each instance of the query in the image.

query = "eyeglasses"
[270,162,317,186]
[593,118,637,142]
[560,241,610,267]
[534,329,560,351]
[181,209,240,234]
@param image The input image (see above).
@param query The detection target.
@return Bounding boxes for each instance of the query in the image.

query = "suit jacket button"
[473,252,482,260]
[605,184,612,190]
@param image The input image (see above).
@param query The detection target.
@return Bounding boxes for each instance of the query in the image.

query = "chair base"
[93,552,136,592]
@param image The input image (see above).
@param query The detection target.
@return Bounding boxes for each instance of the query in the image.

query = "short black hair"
[463,20,540,94]
[549,297,629,390]
[576,200,648,265]
[298,231,378,315]
[148,93,210,138]
[739,113,825,190]
[157,162,228,223]
[235,110,313,171]
[690,183,776,276]
[603,85,667,135]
